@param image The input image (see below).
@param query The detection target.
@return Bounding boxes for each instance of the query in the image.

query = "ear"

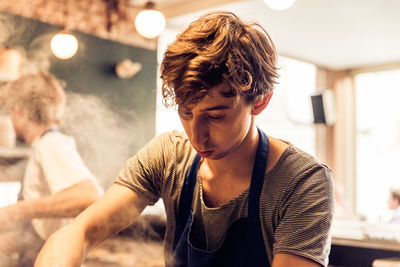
[251,93,273,115]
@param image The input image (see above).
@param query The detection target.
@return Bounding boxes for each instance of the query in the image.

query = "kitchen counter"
[83,215,166,267]
[0,146,29,182]
[330,219,400,266]
[332,236,400,252]
[0,146,30,159]
[84,237,164,267]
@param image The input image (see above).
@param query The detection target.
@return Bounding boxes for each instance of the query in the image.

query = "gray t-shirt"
[115,131,334,266]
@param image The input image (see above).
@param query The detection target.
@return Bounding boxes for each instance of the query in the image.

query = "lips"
[196,150,213,158]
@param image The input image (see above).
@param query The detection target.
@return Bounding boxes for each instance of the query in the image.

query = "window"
[155,28,184,135]
[355,69,400,222]
[255,57,316,156]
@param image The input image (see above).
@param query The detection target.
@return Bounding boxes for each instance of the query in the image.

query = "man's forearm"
[0,163,24,182]
[1,179,100,224]
[35,224,87,267]
[35,184,147,266]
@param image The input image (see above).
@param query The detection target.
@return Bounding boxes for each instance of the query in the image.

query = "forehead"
[181,83,240,110]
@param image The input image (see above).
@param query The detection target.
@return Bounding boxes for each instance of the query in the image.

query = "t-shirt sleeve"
[36,136,97,194]
[273,165,334,267]
[114,133,168,205]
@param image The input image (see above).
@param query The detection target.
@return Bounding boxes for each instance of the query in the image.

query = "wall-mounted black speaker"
[311,89,336,125]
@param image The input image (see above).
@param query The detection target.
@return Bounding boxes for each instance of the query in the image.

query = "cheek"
[388,197,396,209]
[233,108,252,130]
[180,119,191,135]
[220,117,250,143]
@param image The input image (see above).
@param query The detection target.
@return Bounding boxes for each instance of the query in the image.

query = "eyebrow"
[220,90,236,98]
[200,105,231,112]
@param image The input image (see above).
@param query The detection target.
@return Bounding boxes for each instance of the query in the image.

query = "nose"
[190,117,208,149]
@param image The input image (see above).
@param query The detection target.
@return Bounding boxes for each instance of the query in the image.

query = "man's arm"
[273,253,322,267]
[35,183,148,267]
[0,159,26,182]
[0,179,100,229]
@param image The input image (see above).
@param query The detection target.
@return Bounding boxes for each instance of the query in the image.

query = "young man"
[0,72,102,266]
[35,12,334,267]
[388,188,400,223]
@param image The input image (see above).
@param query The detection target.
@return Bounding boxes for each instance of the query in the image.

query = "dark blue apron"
[168,128,270,267]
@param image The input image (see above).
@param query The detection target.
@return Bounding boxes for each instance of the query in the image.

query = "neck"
[204,123,259,179]
[24,123,57,145]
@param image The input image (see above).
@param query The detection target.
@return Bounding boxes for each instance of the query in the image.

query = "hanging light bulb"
[135,1,166,39]
[264,0,296,10]
[50,31,78,59]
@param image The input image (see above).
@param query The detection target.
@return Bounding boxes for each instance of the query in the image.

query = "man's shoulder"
[150,130,192,153]
[283,144,329,168]
[32,131,76,156]
[157,130,189,142]
[271,145,332,184]
[35,131,72,144]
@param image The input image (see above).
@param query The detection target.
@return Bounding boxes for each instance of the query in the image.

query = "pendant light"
[135,1,166,39]
[50,0,79,59]
[50,31,78,59]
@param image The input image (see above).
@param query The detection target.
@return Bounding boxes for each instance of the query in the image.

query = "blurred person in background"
[36,12,334,267]
[333,183,356,220]
[388,188,400,223]
[0,72,102,266]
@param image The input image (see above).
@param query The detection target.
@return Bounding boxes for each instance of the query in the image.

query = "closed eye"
[178,108,193,120]
[206,114,225,121]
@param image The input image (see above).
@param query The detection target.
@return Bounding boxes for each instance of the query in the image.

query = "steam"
[61,92,146,189]
[0,250,17,266]
[0,13,14,44]
[0,13,166,263]
[0,11,151,190]
[18,34,52,75]
[1,12,52,75]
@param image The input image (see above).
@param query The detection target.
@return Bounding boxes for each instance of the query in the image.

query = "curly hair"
[391,188,400,203]
[160,11,279,108]
[1,72,65,125]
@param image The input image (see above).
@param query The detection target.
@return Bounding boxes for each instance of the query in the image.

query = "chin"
[16,135,25,144]
[207,151,229,160]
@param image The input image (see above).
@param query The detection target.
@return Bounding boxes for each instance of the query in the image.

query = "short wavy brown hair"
[160,11,279,108]
[1,72,65,125]
[391,188,400,203]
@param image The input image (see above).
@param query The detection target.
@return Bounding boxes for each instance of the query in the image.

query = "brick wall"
[0,0,157,49]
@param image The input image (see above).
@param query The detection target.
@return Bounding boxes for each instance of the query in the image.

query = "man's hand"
[0,205,23,233]
[35,184,148,266]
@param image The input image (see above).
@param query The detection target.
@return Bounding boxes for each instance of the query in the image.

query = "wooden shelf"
[0,147,30,159]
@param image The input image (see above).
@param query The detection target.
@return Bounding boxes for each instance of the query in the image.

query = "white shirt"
[22,130,101,240]
[391,206,400,223]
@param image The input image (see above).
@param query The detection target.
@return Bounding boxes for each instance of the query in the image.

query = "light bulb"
[135,9,166,39]
[264,0,296,10]
[50,32,78,59]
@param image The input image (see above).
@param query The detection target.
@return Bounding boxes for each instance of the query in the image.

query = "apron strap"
[242,128,270,265]
[173,127,269,249]
[173,153,201,249]
[248,128,269,220]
